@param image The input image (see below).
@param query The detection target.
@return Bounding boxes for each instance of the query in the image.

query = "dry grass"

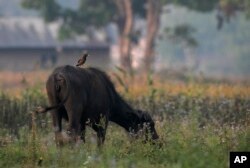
[0,70,49,96]
[1,70,249,99]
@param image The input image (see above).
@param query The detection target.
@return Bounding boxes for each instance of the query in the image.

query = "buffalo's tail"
[35,73,70,114]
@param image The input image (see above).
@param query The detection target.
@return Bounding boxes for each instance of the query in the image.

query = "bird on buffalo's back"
[76,51,88,67]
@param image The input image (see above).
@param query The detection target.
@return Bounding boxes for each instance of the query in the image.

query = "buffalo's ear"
[135,110,143,120]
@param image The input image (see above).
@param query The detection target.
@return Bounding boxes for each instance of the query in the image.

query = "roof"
[0,17,56,48]
[0,17,109,49]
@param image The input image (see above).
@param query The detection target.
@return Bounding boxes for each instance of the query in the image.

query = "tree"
[114,0,133,71]
[143,0,161,72]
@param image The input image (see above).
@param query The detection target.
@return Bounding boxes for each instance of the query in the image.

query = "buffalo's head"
[130,110,159,141]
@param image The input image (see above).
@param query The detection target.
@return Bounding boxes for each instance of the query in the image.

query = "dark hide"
[39,65,158,146]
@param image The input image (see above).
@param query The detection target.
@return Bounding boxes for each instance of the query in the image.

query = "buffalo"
[36,65,158,146]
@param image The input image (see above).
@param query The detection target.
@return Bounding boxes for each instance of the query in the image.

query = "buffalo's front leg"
[80,124,86,143]
[92,125,106,147]
[92,116,108,147]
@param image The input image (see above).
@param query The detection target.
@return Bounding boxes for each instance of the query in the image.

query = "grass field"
[0,70,249,168]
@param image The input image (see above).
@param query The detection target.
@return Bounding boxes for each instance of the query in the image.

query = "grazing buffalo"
[36,65,158,146]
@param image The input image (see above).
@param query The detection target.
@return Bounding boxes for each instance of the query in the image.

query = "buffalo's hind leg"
[51,109,63,146]
[64,106,82,143]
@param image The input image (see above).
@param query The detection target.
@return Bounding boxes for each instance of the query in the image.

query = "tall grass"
[0,87,49,139]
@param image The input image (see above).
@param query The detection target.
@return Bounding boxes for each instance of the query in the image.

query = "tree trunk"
[143,0,161,72]
[114,0,133,71]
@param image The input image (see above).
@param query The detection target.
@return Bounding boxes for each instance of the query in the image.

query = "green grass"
[0,118,249,168]
[0,83,249,168]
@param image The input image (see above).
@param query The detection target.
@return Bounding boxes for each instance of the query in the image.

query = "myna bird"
[76,51,88,67]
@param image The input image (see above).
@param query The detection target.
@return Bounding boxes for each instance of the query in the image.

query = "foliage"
[21,0,60,22]
[164,24,198,47]
[21,0,117,39]
[166,0,218,12]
